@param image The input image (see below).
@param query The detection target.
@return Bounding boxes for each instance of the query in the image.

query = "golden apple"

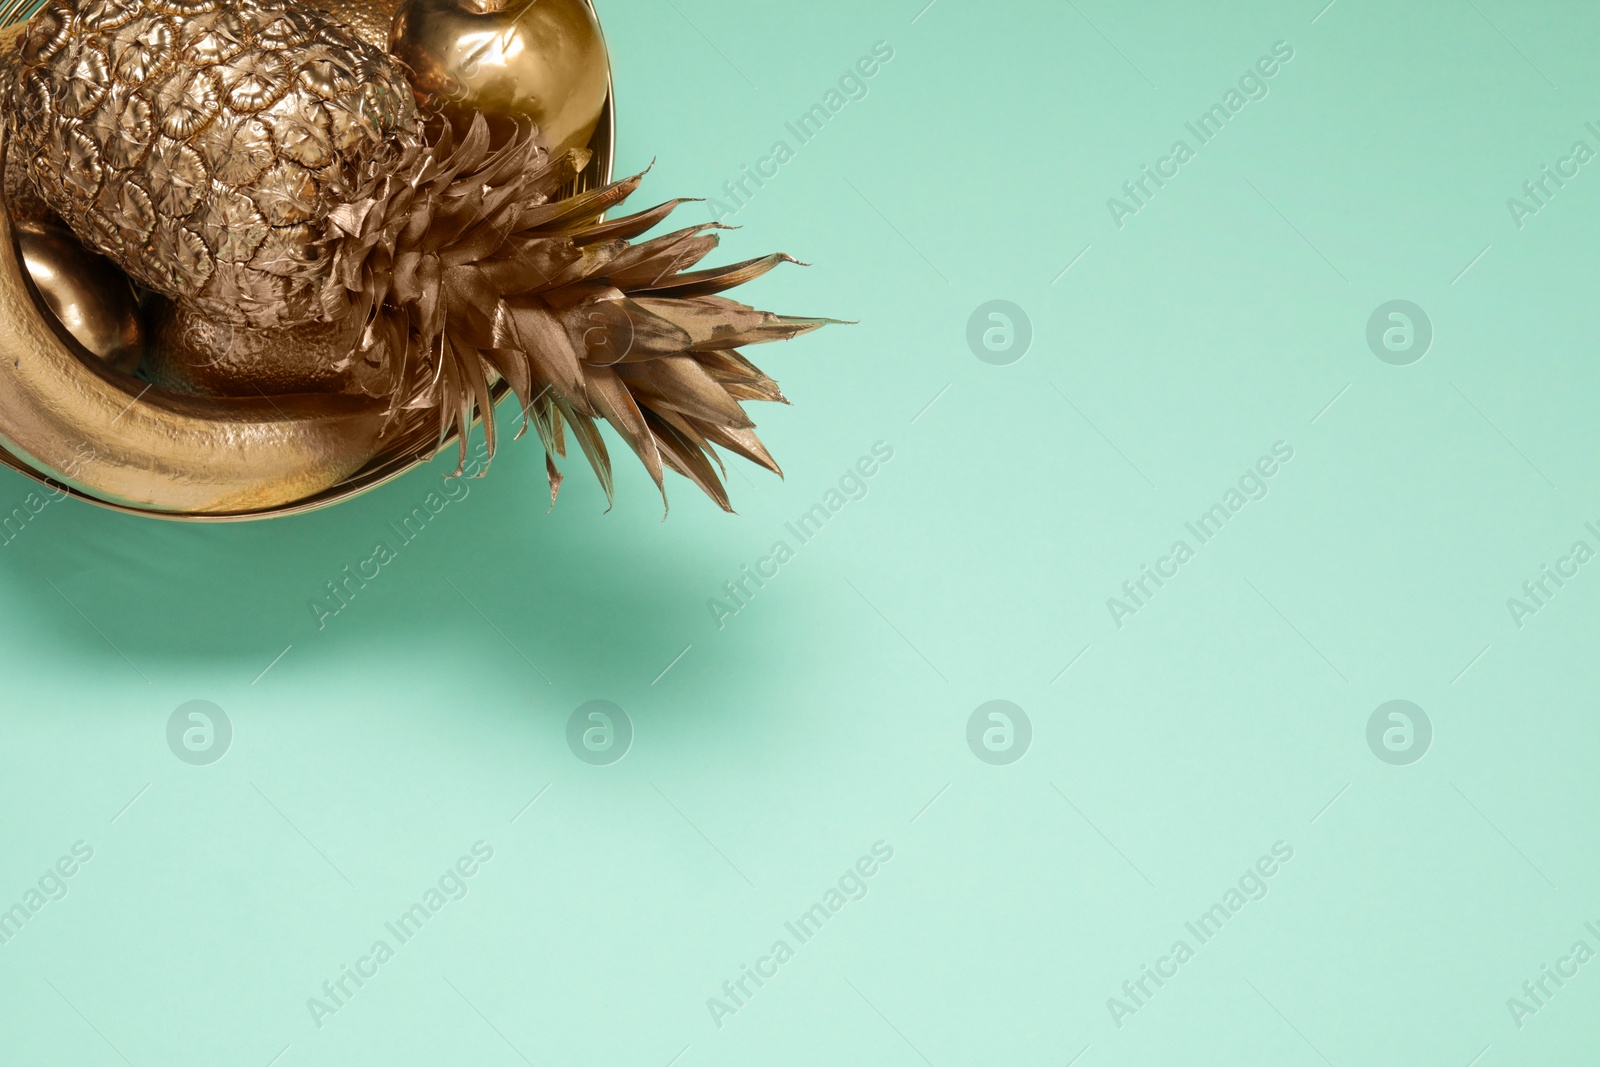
[390,0,610,154]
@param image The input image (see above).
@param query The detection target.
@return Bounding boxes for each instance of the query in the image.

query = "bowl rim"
[0,0,616,522]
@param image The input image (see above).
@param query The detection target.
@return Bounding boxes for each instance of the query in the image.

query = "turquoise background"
[3,0,1600,1063]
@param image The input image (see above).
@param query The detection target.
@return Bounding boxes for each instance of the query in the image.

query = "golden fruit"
[0,130,389,515]
[3,23,140,372]
[308,0,403,50]
[143,298,383,399]
[16,220,142,374]
[0,23,51,225]
[14,0,423,332]
[390,0,609,154]
[0,0,822,521]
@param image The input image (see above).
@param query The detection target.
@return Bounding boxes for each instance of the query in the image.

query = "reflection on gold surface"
[16,220,142,374]
[391,0,609,154]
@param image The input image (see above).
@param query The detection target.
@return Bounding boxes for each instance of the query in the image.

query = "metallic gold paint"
[0,0,616,520]
[17,219,143,374]
[11,0,423,331]
[0,130,389,514]
[389,0,608,154]
[142,296,372,398]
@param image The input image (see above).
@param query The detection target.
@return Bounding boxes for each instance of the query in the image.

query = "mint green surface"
[3,0,1599,1063]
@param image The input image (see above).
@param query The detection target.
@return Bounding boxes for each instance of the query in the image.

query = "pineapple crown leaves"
[322,112,842,513]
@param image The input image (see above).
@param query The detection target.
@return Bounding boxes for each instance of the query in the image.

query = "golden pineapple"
[5,0,835,513]
[11,0,419,328]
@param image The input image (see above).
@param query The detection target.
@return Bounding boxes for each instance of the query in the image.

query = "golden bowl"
[0,0,615,522]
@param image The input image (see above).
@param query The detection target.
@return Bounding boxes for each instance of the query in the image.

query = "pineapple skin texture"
[0,23,56,224]
[10,0,421,329]
[305,0,397,53]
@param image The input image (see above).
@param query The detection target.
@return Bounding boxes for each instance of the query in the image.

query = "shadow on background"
[0,435,729,687]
